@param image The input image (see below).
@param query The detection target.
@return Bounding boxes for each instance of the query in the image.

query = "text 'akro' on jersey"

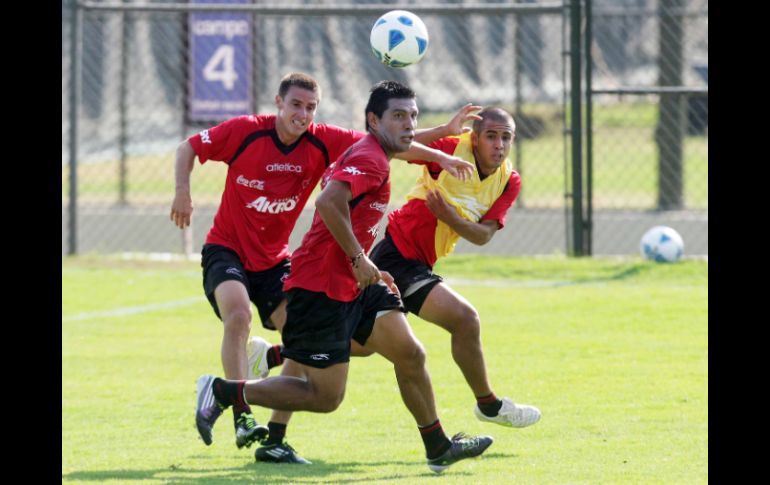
[188,114,364,272]
[284,134,392,302]
[387,133,521,267]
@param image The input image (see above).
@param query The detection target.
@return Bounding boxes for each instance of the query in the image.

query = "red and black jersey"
[284,134,391,302]
[188,114,364,271]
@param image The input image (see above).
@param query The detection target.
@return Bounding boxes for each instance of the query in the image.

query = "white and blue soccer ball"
[640,226,684,263]
[370,10,429,68]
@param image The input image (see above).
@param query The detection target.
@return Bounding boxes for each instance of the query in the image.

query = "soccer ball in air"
[640,226,684,263]
[370,10,429,68]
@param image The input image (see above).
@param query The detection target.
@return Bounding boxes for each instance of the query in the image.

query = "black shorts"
[368,232,443,315]
[201,243,290,330]
[280,284,405,369]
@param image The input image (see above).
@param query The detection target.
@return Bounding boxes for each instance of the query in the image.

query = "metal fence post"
[569,0,584,256]
[656,0,685,210]
[119,10,129,205]
[514,6,524,208]
[584,0,592,255]
[68,0,82,255]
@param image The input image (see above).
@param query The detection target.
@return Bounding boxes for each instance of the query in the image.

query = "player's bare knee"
[315,388,346,412]
[455,306,481,339]
[223,309,252,335]
[397,340,427,370]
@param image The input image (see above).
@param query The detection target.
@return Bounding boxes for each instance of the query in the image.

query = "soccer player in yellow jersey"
[368,107,542,429]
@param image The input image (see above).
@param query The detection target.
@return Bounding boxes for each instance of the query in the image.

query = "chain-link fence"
[62,0,708,257]
[587,0,708,255]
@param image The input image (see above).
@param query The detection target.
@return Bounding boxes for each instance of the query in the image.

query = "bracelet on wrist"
[350,251,365,268]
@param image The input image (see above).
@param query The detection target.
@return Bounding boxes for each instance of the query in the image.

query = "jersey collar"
[270,128,307,155]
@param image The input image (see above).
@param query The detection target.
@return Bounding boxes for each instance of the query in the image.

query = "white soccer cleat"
[474,397,541,428]
[246,336,272,379]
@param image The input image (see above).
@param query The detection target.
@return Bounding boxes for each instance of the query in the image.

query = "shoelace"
[499,406,517,418]
[238,415,257,430]
[500,403,536,422]
[450,432,482,451]
[281,441,297,453]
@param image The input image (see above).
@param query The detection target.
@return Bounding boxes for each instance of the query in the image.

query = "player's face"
[371,98,418,154]
[275,86,319,142]
[472,120,515,173]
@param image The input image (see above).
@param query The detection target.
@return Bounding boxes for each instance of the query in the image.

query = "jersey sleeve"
[331,154,388,200]
[480,171,521,229]
[187,115,258,165]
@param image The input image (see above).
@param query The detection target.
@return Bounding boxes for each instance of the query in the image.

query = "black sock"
[477,393,503,417]
[266,345,284,369]
[212,377,246,408]
[419,420,451,459]
[264,421,287,445]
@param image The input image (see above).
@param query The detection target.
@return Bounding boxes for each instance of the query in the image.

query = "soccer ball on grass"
[640,226,684,263]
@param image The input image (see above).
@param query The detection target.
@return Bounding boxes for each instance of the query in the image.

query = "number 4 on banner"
[203,45,238,90]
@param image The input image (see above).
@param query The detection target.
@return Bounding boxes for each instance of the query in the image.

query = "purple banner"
[189,0,252,121]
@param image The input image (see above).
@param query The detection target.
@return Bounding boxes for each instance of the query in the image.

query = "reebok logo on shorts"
[310,353,330,361]
[225,267,243,277]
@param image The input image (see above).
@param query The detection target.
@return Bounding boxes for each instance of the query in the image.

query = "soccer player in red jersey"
[194,81,493,473]
[171,72,475,451]
[369,107,542,430]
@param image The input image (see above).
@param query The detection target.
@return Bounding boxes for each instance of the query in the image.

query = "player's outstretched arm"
[170,140,196,229]
[396,142,473,182]
[425,189,498,245]
[414,103,482,143]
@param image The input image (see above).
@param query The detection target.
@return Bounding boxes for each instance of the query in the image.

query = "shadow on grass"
[480,451,519,460]
[518,262,656,288]
[569,263,649,285]
[62,457,477,484]
[447,261,669,289]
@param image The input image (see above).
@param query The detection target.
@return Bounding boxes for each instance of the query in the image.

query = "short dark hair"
[472,107,515,134]
[277,72,321,100]
[364,81,416,132]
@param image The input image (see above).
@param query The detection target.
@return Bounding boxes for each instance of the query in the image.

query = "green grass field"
[62,255,708,484]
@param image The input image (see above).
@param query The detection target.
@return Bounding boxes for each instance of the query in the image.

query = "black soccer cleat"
[255,441,312,464]
[426,432,494,474]
[234,412,269,449]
